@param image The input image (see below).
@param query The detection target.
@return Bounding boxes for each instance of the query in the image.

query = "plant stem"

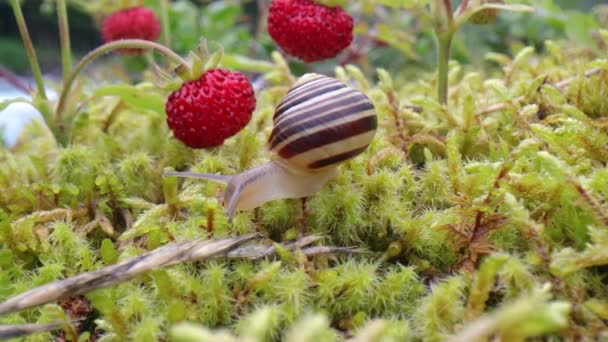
[9,0,47,100]
[0,66,30,94]
[57,0,72,82]
[436,32,453,104]
[441,0,454,22]
[55,39,188,124]
[456,0,470,15]
[430,0,455,104]
[159,0,172,50]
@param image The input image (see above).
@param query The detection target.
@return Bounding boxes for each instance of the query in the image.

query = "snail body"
[165,73,377,220]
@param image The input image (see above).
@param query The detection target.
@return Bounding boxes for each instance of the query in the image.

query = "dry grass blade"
[0,234,358,317]
[0,234,259,316]
[300,245,362,256]
[217,235,361,259]
[0,321,64,340]
[219,234,322,259]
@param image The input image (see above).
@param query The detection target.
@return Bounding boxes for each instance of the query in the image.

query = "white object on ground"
[0,79,56,147]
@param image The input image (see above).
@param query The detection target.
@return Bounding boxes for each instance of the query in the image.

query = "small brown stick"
[0,66,30,94]
[386,90,410,152]
[297,197,310,237]
[0,321,65,340]
[101,100,125,133]
[455,0,470,15]
[206,207,214,238]
[0,234,258,316]
[220,234,321,260]
[215,234,360,260]
[569,177,608,227]
[0,234,359,316]
[366,147,405,175]
[475,67,603,117]
[554,67,601,90]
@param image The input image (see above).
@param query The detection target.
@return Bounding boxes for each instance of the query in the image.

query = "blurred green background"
[0,0,607,76]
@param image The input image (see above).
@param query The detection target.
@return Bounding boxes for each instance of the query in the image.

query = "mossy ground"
[1,38,608,341]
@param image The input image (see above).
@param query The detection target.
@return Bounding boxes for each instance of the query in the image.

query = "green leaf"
[563,11,598,47]
[315,0,349,7]
[375,23,420,61]
[219,54,274,73]
[92,84,165,115]
[373,0,421,9]
[100,238,119,265]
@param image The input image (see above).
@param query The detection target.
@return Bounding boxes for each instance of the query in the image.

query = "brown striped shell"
[268,73,377,174]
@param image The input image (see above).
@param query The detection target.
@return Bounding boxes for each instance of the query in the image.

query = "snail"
[164,73,377,220]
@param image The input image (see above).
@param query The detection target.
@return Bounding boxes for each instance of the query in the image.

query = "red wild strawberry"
[267,0,353,63]
[101,6,161,55]
[165,69,256,149]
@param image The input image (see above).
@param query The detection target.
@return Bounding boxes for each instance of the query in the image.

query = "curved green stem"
[57,0,72,82]
[55,39,188,123]
[9,0,47,101]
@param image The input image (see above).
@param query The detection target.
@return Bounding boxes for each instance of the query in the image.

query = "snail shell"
[268,73,377,173]
[165,73,378,220]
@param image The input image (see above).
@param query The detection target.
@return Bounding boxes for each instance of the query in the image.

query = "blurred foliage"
[1,0,607,76]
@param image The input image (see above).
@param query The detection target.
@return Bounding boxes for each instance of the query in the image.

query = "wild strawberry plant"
[0,0,607,341]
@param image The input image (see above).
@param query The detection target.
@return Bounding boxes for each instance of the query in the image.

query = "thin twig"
[8,0,47,101]
[442,0,454,23]
[455,0,470,16]
[217,235,346,260]
[55,39,188,123]
[554,67,601,90]
[0,66,30,94]
[0,234,359,316]
[569,176,608,228]
[57,0,72,81]
[0,234,258,315]
[0,321,65,340]
[475,67,602,117]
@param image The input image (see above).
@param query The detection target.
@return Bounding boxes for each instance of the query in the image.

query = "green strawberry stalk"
[53,39,188,145]
[57,0,72,82]
[8,0,47,102]
[431,0,454,106]
[430,0,534,104]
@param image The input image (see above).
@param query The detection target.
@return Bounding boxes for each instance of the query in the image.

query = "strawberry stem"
[54,39,188,146]
[57,0,72,82]
[435,32,453,105]
[456,0,470,15]
[9,0,47,101]
[431,0,455,104]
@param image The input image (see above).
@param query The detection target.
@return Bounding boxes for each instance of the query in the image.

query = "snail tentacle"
[163,171,232,184]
